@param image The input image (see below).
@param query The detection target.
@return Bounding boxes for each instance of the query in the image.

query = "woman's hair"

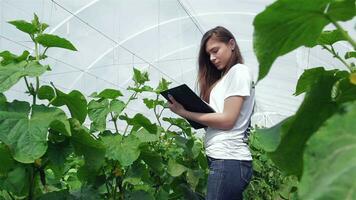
[197,26,243,103]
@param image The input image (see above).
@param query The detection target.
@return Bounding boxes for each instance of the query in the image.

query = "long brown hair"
[197,26,243,103]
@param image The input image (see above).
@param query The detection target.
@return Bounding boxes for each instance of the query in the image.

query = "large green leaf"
[90,88,123,99]
[299,102,356,199]
[167,159,187,177]
[316,29,348,46]
[38,86,88,124]
[0,61,49,93]
[88,99,110,132]
[255,68,340,177]
[101,134,141,166]
[294,67,338,96]
[0,143,15,175]
[46,139,74,178]
[0,101,70,163]
[36,34,77,51]
[69,119,105,173]
[253,0,356,80]
[334,77,356,103]
[88,98,125,132]
[110,99,125,117]
[186,169,203,191]
[8,20,37,35]
[133,127,160,143]
[139,147,164,173]
[119,113,157,134]
[123,162,150,185]
[1,167,29,197]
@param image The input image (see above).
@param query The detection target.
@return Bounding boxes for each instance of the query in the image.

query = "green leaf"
[189,139,203,159]
[186,169,203,191]
[316,29,348,46]
[0,144,15,175]
[110,99,125,116]
[46,139,74,178]
[299,102,356,199]
[88,99,126,132]
[39,86,88,124]
[155,78,172,94]
[143,98,165,109]
[133,127,160,143]
[140,148,163,173]
[0,101,71,163]
[88,99,110,132]
[36,34,77,51]
[119,113,157,134]
[128,190,155,200]
[0,93,6,110]
[0,50,30,65]
[345,51,356,59]
[333,76,356,103]
[88,99,124,132]
[294,67,339,96]
[90,88,123,99]
[69,119,105,180]
[167,159,187,177]
[8,20,37,35]
[254,117,294,152]
[255,68,340,177]
[127,85,154,93]
[163,117,192,135]
[38,85,55,101]
[101,134,141,166]
[37,190,75,200]
[123,162,150,185]
[253,0,356,80]
[132,68,149,84]
[2,167,29,196]
[0,61,49,93]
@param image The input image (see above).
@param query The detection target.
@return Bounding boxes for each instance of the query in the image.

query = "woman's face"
[205,37,234,71]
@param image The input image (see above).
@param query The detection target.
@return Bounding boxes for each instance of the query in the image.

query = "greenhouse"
[0,0,355,199]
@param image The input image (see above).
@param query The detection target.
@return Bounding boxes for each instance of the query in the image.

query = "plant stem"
[28,165,36,200]
[32,42,40,105]
[327,15,356,49]
[122,90,139,136]
[110,112,119,134]
[6,191,15,200]
[158,107,166,119]
[322,44,352,71]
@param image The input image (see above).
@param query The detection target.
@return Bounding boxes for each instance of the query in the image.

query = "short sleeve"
[223,65,252,99]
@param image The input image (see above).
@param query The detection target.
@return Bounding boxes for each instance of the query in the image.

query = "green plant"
[244,129,298,200]
[0,14,208,200]
[253,0,356,199]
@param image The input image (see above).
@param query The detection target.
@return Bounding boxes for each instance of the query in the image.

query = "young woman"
[167,26,254,200]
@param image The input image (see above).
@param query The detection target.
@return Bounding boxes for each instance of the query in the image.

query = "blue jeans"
[206,157,253,200]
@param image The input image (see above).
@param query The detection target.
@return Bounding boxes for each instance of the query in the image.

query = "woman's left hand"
[167,94,186,116]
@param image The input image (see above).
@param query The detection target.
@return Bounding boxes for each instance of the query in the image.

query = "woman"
[168,26,254,200]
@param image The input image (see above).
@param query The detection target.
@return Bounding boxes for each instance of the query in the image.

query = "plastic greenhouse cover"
[0,0,355,133]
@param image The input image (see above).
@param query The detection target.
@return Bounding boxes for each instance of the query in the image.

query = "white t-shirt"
[204,63,254,161]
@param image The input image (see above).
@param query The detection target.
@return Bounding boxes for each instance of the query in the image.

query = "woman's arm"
[168,95,244,130]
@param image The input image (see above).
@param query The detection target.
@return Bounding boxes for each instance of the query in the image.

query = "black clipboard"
[160,84,215,129]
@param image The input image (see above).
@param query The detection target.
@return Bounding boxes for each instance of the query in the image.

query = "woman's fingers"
[168,94,176,104]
